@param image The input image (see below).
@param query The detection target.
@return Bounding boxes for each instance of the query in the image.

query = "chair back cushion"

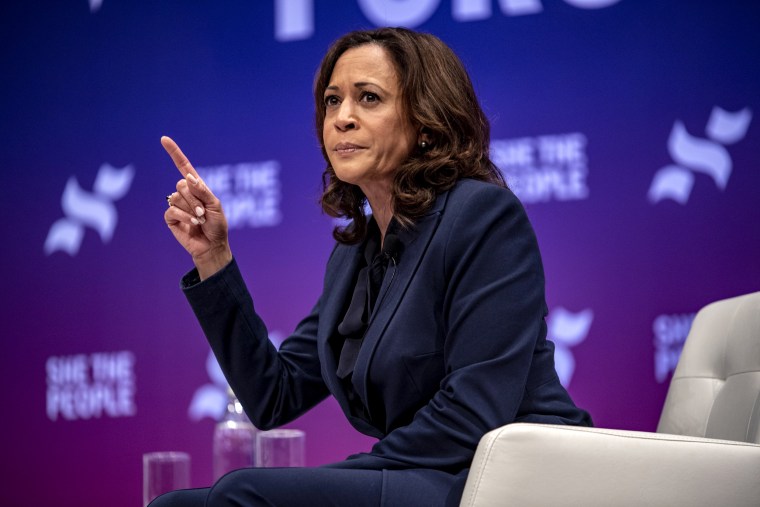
[658,291,760,443]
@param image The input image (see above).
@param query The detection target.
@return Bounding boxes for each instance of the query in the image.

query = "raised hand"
[162,136,232,280]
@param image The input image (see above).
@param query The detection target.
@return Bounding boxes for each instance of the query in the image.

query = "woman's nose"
[335,101,357,131]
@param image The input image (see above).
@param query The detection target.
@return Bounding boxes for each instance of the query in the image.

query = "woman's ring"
[166,194,173,207]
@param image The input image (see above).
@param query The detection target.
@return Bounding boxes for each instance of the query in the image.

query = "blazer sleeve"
[354,184,564,471]
[181,258,330,430]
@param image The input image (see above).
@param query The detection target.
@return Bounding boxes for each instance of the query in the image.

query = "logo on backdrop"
[189,331,284,421]
[492,133,589,204]
[648,106,752,204]
[198,161,282,231]
[333,201,373,228]
[44,163,135,256]
[46,351,136,421]
[275,0,623,41]
[653,312,696,383]
[547,306,593,387]
[188,350,229,422]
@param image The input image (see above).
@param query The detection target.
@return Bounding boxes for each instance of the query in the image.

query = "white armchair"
[461,291,760,507]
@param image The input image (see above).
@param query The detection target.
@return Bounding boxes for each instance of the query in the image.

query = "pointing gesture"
[162,136,232,280]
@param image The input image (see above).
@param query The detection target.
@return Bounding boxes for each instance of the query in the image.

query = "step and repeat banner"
[2,1,758,505]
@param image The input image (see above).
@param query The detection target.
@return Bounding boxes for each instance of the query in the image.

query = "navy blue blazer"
[183,179,591,476]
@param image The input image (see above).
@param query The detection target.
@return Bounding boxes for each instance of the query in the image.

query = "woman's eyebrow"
[325,82,388,93]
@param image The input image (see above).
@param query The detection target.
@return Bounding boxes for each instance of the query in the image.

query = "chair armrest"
[460,423,760,507]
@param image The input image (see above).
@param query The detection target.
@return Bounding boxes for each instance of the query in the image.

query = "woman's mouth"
[335,143,365,155]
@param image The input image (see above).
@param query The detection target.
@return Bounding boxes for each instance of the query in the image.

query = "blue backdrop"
[2,1,759,505]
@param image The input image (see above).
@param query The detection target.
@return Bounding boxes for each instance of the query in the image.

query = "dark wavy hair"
[315,27,505,244]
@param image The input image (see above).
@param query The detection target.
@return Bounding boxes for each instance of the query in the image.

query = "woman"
[157,27,591,507]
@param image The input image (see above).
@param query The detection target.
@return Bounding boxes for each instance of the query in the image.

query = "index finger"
[161,136,199,179]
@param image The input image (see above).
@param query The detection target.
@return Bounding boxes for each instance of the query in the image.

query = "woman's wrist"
[193,245,233,280]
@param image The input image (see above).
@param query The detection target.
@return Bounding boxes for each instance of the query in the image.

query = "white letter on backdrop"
[563,0,622,9]
[275,0,313,42]
[358,0,441,27]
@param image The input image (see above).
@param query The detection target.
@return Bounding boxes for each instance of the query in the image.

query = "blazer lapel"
[317,242,363,408]
[352,191,450,412]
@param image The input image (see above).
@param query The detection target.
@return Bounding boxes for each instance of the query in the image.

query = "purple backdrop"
[2,1,759,505]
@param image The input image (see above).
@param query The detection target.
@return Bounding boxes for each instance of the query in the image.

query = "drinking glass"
[142,451,191,506]
[255,429,305,468]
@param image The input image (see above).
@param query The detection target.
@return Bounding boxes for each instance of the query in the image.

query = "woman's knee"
[148,487,208,507]
[208,469,271,506]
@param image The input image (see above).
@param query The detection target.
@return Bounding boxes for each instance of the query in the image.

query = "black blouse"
[335,219,394,420]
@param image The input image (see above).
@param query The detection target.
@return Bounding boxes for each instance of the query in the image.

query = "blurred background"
[1,1,758,505]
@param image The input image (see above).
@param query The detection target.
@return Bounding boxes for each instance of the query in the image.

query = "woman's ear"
[417,127,433,148]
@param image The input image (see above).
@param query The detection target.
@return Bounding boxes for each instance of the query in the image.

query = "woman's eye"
[360,92,379,103]
[324,95,340,107]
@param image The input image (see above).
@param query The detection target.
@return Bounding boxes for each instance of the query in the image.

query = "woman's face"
[322,44,416,201]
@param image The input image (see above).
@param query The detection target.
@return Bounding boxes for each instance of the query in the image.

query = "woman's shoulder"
[445,177,522,210]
